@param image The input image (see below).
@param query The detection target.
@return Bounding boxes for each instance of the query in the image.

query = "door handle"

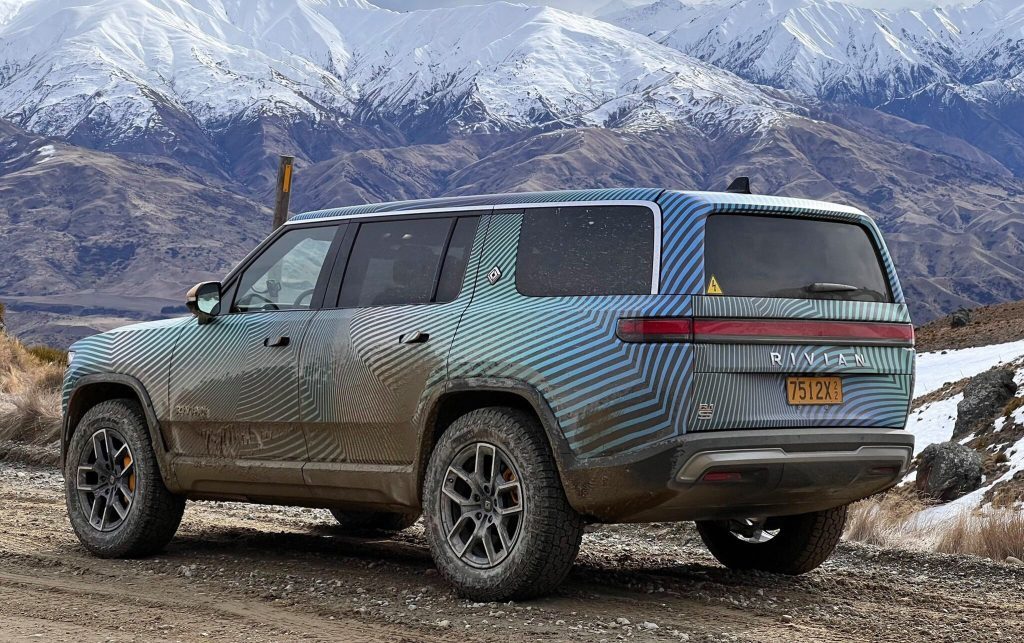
[399,330,430,344]
[264,335,290,348]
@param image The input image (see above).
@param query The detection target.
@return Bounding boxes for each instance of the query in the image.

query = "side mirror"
[186,281,222,325]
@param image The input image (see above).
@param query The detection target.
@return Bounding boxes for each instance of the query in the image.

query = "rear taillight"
[616,318,692,343]
[618,317,914,346]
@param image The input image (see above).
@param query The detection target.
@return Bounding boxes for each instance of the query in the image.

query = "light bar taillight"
[617,317,914,346]
[616,318,693,343]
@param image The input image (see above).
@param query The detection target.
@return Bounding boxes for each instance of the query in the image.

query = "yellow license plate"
[786,377,843,405]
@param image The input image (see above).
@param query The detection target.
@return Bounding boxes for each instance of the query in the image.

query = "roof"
[286,187,865,223]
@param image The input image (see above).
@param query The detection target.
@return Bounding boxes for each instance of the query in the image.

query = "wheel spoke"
[480,525,498,565]
[495,502,523,516]
[89,493,104,529]
[494,519,512,552]
[91,431,108,470]
[441,480,476,507]
[447,514,476,557]
[474,443,496,485]
[109,489,130,519]
[76,466,101,492]
[103,431,116,470]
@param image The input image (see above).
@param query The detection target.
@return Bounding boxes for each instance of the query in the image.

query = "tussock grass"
[846,493,1024,563]
[0,332,62,465]
[934,509,1024,561]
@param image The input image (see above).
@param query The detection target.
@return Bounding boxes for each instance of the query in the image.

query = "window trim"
[513,202,662,298]
[285,200,663,296]
[324,211,487,310]
[223,221,346,315]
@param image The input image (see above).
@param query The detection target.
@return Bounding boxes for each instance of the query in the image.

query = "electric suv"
[62,187,915,600]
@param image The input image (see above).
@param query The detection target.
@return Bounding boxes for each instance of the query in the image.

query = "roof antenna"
[726,176,751,194]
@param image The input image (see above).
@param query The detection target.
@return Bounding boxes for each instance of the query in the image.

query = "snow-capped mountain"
[1,0,1024,345]
[603,0,1024,105]
[0,0,791,175]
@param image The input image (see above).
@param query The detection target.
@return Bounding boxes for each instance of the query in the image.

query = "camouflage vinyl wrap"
[64,188,913,468]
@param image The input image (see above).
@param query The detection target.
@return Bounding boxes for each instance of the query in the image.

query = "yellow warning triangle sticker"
[706,275,723,295]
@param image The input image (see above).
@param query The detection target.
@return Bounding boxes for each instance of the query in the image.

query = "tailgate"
[688,212,914,432]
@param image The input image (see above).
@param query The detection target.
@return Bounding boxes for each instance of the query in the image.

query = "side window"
[233,225,337,312]
[516,205,655,297]
[435,217,480,303]
[338,218,451,308]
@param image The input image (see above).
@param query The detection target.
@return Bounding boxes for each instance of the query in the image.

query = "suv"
[62,187,915,600]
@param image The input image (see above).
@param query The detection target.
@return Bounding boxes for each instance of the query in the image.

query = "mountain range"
[0,0,1021,345]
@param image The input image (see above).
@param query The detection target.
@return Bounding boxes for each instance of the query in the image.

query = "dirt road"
[1,462,1022,642]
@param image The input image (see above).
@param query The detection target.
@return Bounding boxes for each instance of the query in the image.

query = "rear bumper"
[560,428,913,523]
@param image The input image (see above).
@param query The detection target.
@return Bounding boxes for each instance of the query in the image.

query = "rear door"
[297,212,484,501]
[688,212,914,432]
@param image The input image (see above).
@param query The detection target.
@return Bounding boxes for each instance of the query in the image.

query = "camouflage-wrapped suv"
[62,188,915,600]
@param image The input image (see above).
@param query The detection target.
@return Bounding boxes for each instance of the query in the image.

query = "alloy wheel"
[75,428,137,532]
[439,441,525,569]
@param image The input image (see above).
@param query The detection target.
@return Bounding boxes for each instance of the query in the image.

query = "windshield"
[703,214,892,303]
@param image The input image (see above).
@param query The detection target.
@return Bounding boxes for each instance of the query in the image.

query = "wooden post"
[272,155,295,229]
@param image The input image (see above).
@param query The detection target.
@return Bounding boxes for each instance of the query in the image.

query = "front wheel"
[696,505,847,575]
[64,399,185,558]
[423,407,583,601]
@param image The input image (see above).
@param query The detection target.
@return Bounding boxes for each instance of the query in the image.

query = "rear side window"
[516,205,655,297]
[704,214,892,302]
[337,216,480,308]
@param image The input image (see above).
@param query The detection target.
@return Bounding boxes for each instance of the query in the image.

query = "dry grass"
[934,509,1024,560]
[0,332,62,466]
[844,492,929,548]
[846,492,1024,563]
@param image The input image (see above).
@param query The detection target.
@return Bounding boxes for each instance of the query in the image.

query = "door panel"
[167,312,316,461]
[166,224,340,473]
[299,215,485,475]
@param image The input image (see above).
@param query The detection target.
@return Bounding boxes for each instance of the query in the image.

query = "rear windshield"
[704,214,892,302]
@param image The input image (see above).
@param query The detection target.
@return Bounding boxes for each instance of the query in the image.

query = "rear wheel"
[64,399,185,558]
[695,505,847,575]
[423,407,583,601]
[329,509,418,532]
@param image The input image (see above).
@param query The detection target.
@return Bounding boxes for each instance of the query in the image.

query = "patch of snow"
[906,393,962,456]
[33,143,54,163]
[913,339,1024,399]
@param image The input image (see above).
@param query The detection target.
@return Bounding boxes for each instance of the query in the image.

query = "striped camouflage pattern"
[63,317,189,418]
[449,211,696,457]
[63,187,913,467]
[297,217,489,465]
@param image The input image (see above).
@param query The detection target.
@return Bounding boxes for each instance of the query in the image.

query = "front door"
[298,213,484,505]
[166,223,341,493]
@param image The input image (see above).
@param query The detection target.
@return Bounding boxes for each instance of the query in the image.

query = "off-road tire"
[329,509,418,532]
[423,407,584,601]
[64,399,185,558]
[696,505,847,575]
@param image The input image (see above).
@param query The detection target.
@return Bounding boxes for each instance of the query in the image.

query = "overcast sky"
[370,0,949,16]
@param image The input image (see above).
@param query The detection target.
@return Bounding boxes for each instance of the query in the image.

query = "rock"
[915,442,983,502]
[954,369,1018,438]
[642,621,659,630]
[615,617,631,625]
[950,307,971,328]
[1006,556,1023,565]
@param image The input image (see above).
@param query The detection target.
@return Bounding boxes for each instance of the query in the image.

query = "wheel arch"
[414,378,575,502]
[62,374,170,474]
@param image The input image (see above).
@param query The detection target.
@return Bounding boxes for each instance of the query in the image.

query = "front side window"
[516,205,656,297]
[234,225,337,312]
